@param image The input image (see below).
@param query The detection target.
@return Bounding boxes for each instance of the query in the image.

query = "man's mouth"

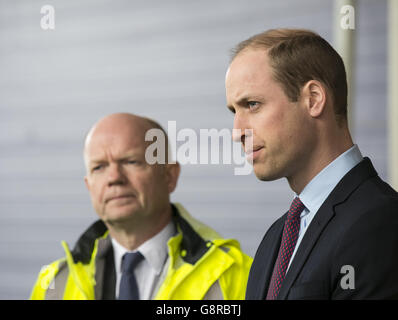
[245,146,264,162]
[106,194,135,203]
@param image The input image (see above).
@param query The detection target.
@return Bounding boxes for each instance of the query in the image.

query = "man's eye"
[247,101,259,109]
[92,165,103,172]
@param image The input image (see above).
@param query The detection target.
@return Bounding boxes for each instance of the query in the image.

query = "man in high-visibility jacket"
[30,113,252,300]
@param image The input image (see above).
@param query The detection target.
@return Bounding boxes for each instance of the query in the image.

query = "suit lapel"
[277,197,336,299]
[277,157,378,299]
[256,217,285,299]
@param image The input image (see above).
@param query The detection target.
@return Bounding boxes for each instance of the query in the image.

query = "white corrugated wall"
[0,0,388,299]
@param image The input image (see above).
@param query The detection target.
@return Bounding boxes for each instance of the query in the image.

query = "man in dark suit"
[225,28,398,299]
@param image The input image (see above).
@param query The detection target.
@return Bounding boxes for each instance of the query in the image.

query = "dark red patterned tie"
[266,197,305,300]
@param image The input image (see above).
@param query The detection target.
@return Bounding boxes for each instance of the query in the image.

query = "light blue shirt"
[286,144,363,272]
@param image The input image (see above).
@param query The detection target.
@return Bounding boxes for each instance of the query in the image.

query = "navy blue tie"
[119,251,144,300]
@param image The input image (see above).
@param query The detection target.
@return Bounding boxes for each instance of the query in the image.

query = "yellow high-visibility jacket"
[30,203,252,300]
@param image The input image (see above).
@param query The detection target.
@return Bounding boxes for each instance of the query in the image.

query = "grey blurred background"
[0,0,390,299]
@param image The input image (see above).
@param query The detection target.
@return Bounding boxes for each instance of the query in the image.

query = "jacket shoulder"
[212,239,253,299]
[336,173,398,224]
[30,258,67,300]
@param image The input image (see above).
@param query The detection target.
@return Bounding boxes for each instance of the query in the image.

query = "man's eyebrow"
[88,158,106,165]
[89,151,140,163]
[226,96,251,113]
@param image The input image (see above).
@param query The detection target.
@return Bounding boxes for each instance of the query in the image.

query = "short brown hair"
[231,29,347,124]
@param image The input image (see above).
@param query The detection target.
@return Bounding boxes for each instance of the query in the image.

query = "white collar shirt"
[111,221,175,300]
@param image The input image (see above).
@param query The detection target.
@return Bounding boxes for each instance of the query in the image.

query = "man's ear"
[166,162,181,194]
[301,80,327,118]
[84,176,90,191]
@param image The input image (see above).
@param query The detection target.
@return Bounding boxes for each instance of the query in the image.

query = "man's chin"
[102,210,139,226]
[253,166,281,182]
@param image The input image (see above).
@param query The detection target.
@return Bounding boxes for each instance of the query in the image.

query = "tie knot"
[121,251,144,274]
[287,197,305,220]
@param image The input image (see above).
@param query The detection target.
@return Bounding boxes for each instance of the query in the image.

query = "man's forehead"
[86,143,146,162]
[228,50,270,80]
[86,128,147,153]
[227,52,271,99]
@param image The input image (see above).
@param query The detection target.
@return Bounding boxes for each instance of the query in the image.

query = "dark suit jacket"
[246,157,398,300]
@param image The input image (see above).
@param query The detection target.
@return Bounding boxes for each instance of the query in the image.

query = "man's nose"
[107,163,126,186]
[232,113,251,144]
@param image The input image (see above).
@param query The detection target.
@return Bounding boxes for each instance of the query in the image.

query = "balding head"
[83,113,180,241]
[84,113,168,171]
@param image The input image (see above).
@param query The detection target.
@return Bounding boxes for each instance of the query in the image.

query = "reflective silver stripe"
[45,261,68,300]
[203,281,223,300]
[94,236,112,299]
